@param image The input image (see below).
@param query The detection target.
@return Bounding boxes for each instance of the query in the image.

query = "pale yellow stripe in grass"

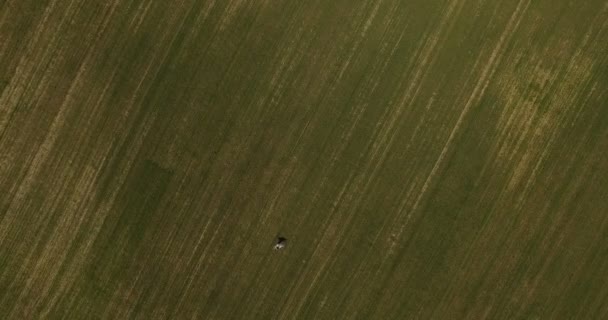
[2,11,123,312]
[390,0,532,254]
[342,0,532,316]
[0,0,83,249]
[272,0,462,315]
[484,10,608,318]
[271,0,390,317]
[276,0,465,318]
[426,0,608,316]
[6,0,204,315]
[229,2,399,315]
[0,0,92,138]
[460,1,606,290]
[259,0,384,227]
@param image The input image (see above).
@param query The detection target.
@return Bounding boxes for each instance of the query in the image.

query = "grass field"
[1,0,608,318]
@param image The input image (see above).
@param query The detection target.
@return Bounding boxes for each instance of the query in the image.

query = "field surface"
[1,0,608,319]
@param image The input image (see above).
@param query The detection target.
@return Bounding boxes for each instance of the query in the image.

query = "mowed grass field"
[1,0,608,318]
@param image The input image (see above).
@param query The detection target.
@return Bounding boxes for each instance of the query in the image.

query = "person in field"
[274,236,287,250]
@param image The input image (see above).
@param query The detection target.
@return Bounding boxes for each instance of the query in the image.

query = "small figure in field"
[274,236,287,250]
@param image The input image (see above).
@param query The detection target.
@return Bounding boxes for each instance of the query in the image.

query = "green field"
[1,0,608,318]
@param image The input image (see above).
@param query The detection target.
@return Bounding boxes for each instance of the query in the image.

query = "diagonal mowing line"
[412,0,533,316]
[389,0,533,256]
[336,0,533,316]
[277,0,466,318]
